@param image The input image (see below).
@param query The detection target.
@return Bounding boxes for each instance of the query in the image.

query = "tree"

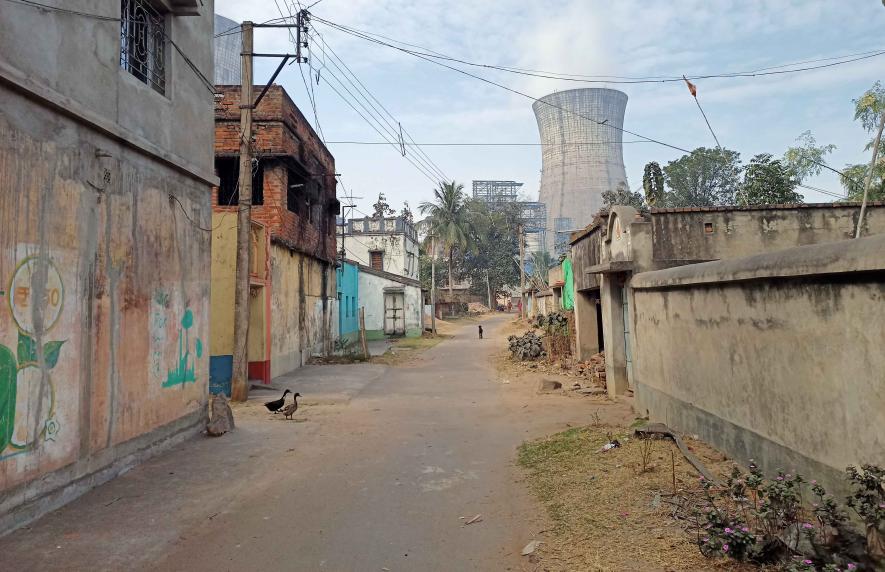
[842,81,885,209]
[419,181,471,306]
[783,131,836,183]
[662,147,742,206]
[642,161,665,207]
[372,192,394,219]
[460,199,520,302]
[736,153,803,206]
[601,181,645,210]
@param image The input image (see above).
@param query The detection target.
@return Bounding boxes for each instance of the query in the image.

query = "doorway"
[384,290,405,335]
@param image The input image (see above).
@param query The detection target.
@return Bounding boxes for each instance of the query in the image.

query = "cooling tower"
[214,14,241,85]
[533,88,628,254]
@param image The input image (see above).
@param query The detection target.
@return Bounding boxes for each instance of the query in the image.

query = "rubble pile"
[467,302,490,314]
[574,352,606,386]
[508,331,546,360]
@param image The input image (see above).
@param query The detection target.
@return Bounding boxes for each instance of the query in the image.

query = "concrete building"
[210,85,340,391]
[570,202,885,490]
[338,216,422,338]
[0,0,215,534]
[339,216,419,280]
[533,88,628,255]
[336,261,360,346]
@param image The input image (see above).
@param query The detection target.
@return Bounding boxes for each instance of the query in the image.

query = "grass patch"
[371,333,451,365]
[517,425,749,571]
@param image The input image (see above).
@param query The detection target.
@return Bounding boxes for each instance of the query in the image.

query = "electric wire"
[323,140,650,146]
[309,27,451,182]
[310,15,885,85]
[307,27,450,182]
[312,17,694,155]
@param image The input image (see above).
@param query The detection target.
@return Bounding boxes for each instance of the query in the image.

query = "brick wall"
[213,85,338,262]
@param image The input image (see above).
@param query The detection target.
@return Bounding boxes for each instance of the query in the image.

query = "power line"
[310,16,885,85]
[323,140,651,146]
[307,27,451,182]
[312,16,694,155]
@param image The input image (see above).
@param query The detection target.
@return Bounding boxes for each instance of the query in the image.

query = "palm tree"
[419,181,470,308]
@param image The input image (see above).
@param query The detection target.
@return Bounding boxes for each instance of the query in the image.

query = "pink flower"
[811,480,817,485]
[722,544,729,552]
[804,560,813,565]
[847,564,857,570]
[741,527,749,532]
[803,523,814,529]
[724,527,733,534]
[776,476,784,481]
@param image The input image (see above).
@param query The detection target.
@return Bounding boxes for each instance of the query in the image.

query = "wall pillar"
[600,274,628,397]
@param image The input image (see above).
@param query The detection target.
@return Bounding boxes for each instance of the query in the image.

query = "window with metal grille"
[369,251,384,271]
[287,169,309,215]
[215,158,263,206]
[120,0,167,95]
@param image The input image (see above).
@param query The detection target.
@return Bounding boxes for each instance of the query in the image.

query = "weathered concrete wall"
[269,245,334,377]
[629,235,885,489]
[0,88,211,533]
[358,270,422,339]
[650,204,885,268]
[0,1,216,180]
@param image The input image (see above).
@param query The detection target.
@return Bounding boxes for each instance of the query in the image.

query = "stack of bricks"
[213,85,338,262]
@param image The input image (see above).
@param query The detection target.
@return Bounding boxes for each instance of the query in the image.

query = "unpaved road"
[0,315,622,571]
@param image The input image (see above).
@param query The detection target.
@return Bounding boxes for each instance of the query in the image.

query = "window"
[703,222,714,234]
[120,0,167,95]
[287,169,309,215]
[369,251,384,271]
[215,158,263,206]
[352,297,357,318]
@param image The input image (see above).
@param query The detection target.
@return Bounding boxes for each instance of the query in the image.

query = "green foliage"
[461,199,520,297]
[662,147,742,206]
[642,161,665,206]
[783,131,837,183]
[853,81,885,133]
[419,181,472,294]
[842,160,885,201]
[601,182,646,210]
[736,153,804,206]
[845,464,885,532]
[372,192,395,219]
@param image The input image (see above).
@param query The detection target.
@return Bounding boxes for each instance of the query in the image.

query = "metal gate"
[384,290,405,335]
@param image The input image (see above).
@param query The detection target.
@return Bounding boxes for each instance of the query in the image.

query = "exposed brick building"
[210,85,340,391]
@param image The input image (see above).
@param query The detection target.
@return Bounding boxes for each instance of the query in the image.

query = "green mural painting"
[1,256,66,461]
[162,308,203,388]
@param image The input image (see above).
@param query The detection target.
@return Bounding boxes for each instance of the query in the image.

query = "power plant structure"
[214,14,241,85]
[472,180,547,274]
[533,88,629,255]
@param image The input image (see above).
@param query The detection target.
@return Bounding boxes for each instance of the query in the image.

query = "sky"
[215,0,885,217]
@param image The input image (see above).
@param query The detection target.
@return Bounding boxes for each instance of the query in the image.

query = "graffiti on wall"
[0,256,66,460]
[162,307,203,388]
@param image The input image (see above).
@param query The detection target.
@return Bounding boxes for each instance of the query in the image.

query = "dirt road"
[0,315,626,571]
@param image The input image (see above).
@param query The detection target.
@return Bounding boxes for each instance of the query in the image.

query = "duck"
[280,393,302,420]
[264,389,291,413]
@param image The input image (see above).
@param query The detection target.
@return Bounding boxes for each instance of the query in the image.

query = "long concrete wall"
[0,87,211,534]
[629,235,885,490]
[269,245,333,377]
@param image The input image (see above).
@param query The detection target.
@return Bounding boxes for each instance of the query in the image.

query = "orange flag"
[683,75,697,97]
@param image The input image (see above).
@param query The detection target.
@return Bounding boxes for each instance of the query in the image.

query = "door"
[384,291,405,335]
[621,286,634,388]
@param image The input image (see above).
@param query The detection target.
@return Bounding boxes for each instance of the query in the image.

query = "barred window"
[120,0,167,95]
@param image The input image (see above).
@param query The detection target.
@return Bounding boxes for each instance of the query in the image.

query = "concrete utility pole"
[231,21,254,402]
[430,234,437,335]
[855,111,885,239]
[518,223,525,320]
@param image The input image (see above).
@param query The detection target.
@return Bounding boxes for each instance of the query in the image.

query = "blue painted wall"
[337,262,359,340]
[209,355,232,396]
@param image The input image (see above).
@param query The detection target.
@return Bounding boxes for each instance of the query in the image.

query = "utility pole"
[430,234,437,335]
[486,269,492,311]
[855,111,885,239]
[518,223,525,320]
[231,21,254,403]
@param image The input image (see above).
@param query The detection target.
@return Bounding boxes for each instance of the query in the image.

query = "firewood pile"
[508,331,546,360]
